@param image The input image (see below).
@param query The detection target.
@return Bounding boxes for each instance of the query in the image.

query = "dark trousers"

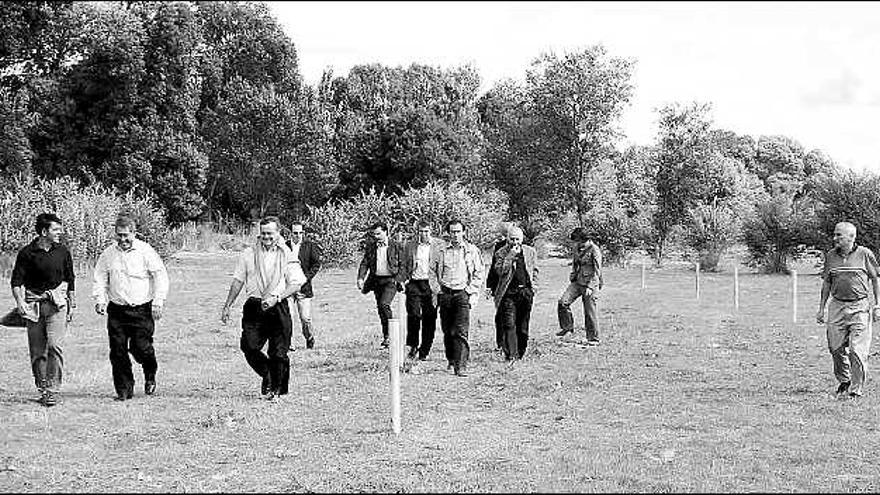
[439,288,470,370]
[371,276,398,339]
[405,280,437,359]
[498,288,533,360]
[494,309,503,349]
[107,301,157,396]
[240,297,292,395]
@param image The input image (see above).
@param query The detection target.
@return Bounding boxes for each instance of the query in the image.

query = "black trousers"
[439,288,470,369]
[405,280,437,359]
[240,297,292,395]
[371,276,398,339]
[107,301,157,396]
[498,288,534,360]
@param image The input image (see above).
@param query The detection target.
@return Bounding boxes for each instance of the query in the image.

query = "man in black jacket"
[286,221,322,350]
[357,222,405,348]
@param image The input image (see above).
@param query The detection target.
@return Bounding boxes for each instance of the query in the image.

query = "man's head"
[416,221,432,244]
[259,216,282,248]
[833,221,857,251]
[446,219,465,246]
[369,222,388,244]
[496,221,511,239]
[570,227,589,245]
[507,226,524,250]
[35,213,63,243]
[114,215,138,251]
[290,221,305,244]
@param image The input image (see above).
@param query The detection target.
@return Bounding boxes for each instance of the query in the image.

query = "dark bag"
[0,309,27,328]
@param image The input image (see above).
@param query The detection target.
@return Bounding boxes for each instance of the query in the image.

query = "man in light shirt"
[221,216,305,401]
[400,221,439,374]
[428,219,484,377]
[357,222,404,349]
[93,215,169,401]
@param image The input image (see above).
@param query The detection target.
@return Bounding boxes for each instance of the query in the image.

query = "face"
[417,226,431,243]
[371,227,387,244]
[833,224,856,250]
[259,222,281,247]
[290,224,304,244]
[447,223,464,246]
[507,230,524,249]
[41,222,63,243]
[115,226,136,250]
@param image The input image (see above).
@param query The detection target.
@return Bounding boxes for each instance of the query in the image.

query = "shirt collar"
[835,243,858,257]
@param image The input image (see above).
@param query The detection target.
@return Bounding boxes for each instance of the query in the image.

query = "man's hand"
[95,303,107,315]
[357,278,364,291]
[484,288,493,300]
[431,293,438,308]
[816,309,825,324]
[16,301,29,315]
[66,305,74,323]
[152,304,164,320]
[220,305,231,325]
[261,294,279,311]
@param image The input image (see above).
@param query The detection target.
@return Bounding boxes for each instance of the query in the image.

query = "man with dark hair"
[428,219,484,377]
[400,221,439,374]
[556,227,603,345]
[93,214,170,401]
[489,225,538,363]
[816,221,880,400]
[285,221,322,350]
[10,213,76,407]
[357,222,405,349]
[221,216,305,400]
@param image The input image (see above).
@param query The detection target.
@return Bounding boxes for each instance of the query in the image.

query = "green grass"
[2,253,879,492]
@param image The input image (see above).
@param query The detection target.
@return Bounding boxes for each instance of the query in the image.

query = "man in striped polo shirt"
[816,221,880,400]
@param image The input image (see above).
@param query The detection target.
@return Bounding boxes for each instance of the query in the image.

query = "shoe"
[114,387,133,401]
[586,339,600,346]
[556,328,573,337]
[264,389,277,401]
[380,338,390,349]
[406,347,418,360]
[506,358,517,368]
[455,366,469,377]
[144,380,156,396]
[447,361,455,373]
[836,382,850,395]
[849,391,862,399]
[306,337,315,350]
[42,391,59,407]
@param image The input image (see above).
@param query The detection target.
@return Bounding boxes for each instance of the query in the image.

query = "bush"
[0,175,174,263]
[813,169,880,254]
[742,195,817,273]
[306,181,508,268]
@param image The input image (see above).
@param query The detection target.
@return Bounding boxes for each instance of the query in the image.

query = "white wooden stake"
[389,318,402,434]
[695,261,701,300]
[641,262,646,290]
[791,269,798,323]
[733,265,740,310]
[397,294,407,361]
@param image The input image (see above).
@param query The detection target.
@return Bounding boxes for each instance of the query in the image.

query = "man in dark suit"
[400,221,439,373]
[486,222,511,355]
[286,221,322,350]
[357,222,404,348]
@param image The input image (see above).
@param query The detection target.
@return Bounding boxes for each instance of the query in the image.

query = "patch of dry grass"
[2,254,879,492]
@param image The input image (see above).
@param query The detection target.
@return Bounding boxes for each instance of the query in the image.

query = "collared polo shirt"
[233,244,291,299]
[822,244,879,302]
[440,243,469,290]
[11,239,75,292]
[93,238,169,306]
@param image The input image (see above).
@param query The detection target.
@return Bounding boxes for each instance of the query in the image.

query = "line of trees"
[3,1,879,272]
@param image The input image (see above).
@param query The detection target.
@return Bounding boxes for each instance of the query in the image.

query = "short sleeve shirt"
[822,245,879,301]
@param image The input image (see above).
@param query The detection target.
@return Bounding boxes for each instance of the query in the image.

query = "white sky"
[266,1,880,172]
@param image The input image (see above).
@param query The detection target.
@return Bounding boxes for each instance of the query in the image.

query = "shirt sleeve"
[146,247,169,306]
[64,247,76,292]
[232,250,249,283]
[593,246,603,290]
[466,245,484,295]
[92,249,110,305]
[821,252,830,281]
[10,249,27,288]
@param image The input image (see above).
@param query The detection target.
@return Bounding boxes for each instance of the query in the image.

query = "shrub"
[742,195,817,273]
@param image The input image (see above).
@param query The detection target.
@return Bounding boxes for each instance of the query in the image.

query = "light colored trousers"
[826,298,873,396]
[26,302,68,393]
[287,294,313,338]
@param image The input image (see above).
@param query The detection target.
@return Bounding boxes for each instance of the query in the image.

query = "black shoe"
[261,375,270,396]
[586,339,600,346]
[556,328,573,337]
[455,366,469,377]
[144,380,156,396]
[380,338,390,349]
[836,382,851,395]
[42,391,59,407]
[306,337,315,349]
[406,347,418,360]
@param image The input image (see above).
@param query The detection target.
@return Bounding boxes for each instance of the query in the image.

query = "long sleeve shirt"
[93,239,169,306]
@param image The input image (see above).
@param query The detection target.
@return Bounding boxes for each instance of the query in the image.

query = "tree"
[742,194,817,273]
[813,169,880,255]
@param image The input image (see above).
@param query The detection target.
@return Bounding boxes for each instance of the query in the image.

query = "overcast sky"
[266,1,880,172]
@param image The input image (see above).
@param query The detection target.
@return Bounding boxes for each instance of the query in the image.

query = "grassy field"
[1,252,879,492]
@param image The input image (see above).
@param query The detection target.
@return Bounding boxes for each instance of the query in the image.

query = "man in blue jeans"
[556,227,603,345]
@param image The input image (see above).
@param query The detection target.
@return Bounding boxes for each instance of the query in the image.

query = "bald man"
[816,221,880,400]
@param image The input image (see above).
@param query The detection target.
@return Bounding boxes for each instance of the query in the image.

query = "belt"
[832,296,867,303]
[440,286,465,294]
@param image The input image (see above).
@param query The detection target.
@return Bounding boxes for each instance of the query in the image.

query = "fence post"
[389,318,402,434]
[695,261,701,300]
[733,265,740,310]
[641,262,646,290]
[791,269,798,323]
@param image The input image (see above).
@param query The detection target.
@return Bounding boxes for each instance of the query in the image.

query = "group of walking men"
[10,211,875,406]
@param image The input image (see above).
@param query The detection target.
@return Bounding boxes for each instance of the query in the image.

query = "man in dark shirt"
[10,213,76,407]
[816,221,880,399]
[556,227,603,345]
[488,226,538,362]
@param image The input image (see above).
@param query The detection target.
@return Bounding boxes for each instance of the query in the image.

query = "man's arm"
[593,246,603,291]
[147,248,170,320]
[485,250,500,293]
[466,244,484,295]
[816,279,831,323]
[306,242,322,280]
[63,249,76,311]
[92,249,111,315]
[221,279,244,324]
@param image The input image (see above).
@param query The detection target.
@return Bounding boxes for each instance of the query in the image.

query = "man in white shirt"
[220,216,305,401]
[93,215,169,401]
[357,222,404,349]
[401,221,439,374]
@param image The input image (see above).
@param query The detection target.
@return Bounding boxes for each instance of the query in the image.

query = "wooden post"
[695,261,701,300]
[641,262,646,290]
[389,318,402,434]
[733,265,740,310]
[397,294,407,361]
[791,269,798,323]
